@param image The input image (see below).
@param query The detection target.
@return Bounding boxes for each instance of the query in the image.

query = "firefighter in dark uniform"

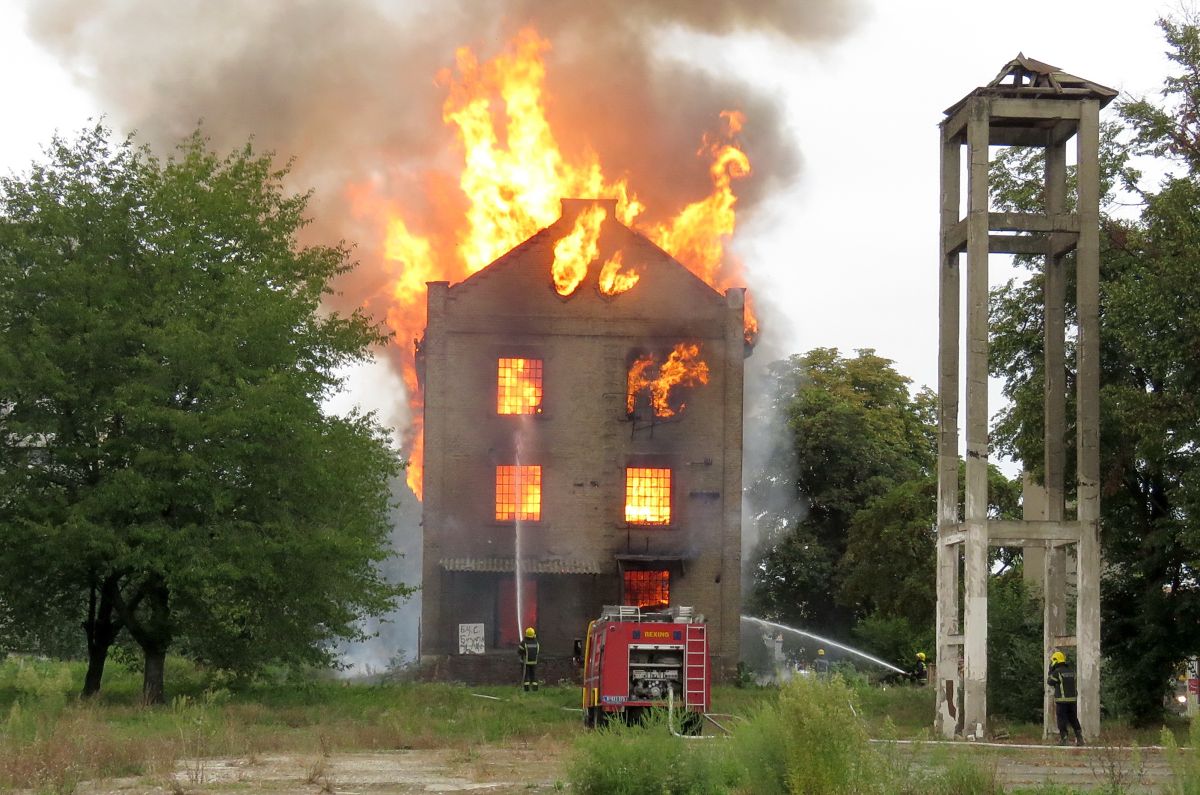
[1047,650,1084,745]
[518,627,540,692]
[814,648,829,678]
[911,652,929,685]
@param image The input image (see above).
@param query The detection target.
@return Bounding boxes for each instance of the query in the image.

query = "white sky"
[0,0,1180,448]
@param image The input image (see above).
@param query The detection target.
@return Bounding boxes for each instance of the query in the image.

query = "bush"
[725,674,877,794]
[567,711,734,794]
[1163,722,1200,795]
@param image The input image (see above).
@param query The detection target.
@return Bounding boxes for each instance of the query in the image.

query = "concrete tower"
[935,56,1115,739]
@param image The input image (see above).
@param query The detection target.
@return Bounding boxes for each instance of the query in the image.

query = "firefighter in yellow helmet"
[910,652,929,685]
[1047,650,1084,745]
[814,647,829,678]
[518,627,540,692]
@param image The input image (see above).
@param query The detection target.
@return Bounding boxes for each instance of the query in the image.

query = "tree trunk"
[117,573,172,706]
[82,641,110,698]
[81,573,123,699]
[142,647,166,705]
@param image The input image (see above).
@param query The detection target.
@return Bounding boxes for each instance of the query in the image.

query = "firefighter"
[1047,650,1084,745]
[814,648,829,678]
[518,626,540,692]
[911,652,929,685]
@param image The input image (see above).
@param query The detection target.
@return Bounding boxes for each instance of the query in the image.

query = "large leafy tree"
[0,126,409,702]
[988,18,1200,724]
[745,348,937,637]
[840,465,1021,631]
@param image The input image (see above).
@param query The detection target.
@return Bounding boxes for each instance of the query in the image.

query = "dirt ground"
[70,742,1181,793]
[81,746,569,795]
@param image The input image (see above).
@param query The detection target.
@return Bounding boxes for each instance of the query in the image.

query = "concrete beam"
[989,212,1079,233]
[988,233,1080,256]
[989,127,1059,147]
[988,520,1082,542]
[990,98,1083,121]
[940,530,966,546]
[943,219,968,255]
[943,104,971,143]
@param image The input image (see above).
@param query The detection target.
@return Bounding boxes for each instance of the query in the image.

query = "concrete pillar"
[962,98,991,739]
[1075,99,1103,739]
[935,122,963,738]
[1022,473,1048,592]
[1043,132,1070,738]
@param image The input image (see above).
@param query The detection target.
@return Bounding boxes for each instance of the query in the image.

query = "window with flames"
[497,357,543,415]
[495,465,542,521]
[625,467,671,525]
[623,569,670,610]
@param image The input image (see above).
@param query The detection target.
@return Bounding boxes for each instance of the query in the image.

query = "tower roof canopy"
[945,54,1117,115]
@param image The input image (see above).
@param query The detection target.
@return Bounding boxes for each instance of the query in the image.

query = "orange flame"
[598,250,640,296]
[626,343,711,418]
[496,465,542,521]
[552,205,606,295]
[497,357,543,415]
[625,467,672,525]
[649,124,751,288]
[443,29,643,274]
[354,28,755,501]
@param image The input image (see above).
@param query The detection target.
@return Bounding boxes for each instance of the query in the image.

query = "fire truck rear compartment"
[628,645,684,701]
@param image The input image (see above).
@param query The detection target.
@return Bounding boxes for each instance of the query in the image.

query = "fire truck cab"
[580,605,709,731]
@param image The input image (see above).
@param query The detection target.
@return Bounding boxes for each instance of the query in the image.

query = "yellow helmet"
[1050,651,1066,665]
[817,648,825,655]
[916,652,926,661]
[525,627,536,638]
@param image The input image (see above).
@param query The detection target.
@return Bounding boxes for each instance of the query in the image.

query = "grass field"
[1,656,1195,793]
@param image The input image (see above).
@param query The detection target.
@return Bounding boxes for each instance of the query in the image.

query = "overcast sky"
[0,0,1180,440]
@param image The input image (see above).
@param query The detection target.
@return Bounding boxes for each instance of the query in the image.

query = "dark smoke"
[20,0,860,312]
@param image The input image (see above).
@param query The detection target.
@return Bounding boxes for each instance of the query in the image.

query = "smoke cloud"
[21,0,859,316]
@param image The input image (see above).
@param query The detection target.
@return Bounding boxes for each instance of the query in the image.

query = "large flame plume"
[359,29,753,499]
[627,343,712,418]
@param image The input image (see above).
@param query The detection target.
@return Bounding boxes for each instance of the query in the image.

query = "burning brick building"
[418,198,747,681]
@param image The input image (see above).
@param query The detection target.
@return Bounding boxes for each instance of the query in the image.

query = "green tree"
[0,126,410,702]
[988,17,1200,724]
[986,571,1044,723]
[745,348,937,637]
[841,465,1021,669]
[841,467,1021,608]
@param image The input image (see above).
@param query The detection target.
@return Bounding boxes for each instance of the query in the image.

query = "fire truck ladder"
[683,624,707,710]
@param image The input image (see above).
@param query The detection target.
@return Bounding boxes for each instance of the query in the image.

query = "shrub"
[567,711,734,794]
[726,674,877,794]
[1163,722,1200,795]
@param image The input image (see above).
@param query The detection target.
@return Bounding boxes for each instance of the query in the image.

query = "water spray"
[514,426,526,637]
[741,615,906,674]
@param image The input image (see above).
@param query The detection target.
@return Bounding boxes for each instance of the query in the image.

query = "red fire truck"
[579,605,709,731]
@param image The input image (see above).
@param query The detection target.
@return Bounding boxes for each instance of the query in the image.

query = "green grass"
[2,657,1197,793]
